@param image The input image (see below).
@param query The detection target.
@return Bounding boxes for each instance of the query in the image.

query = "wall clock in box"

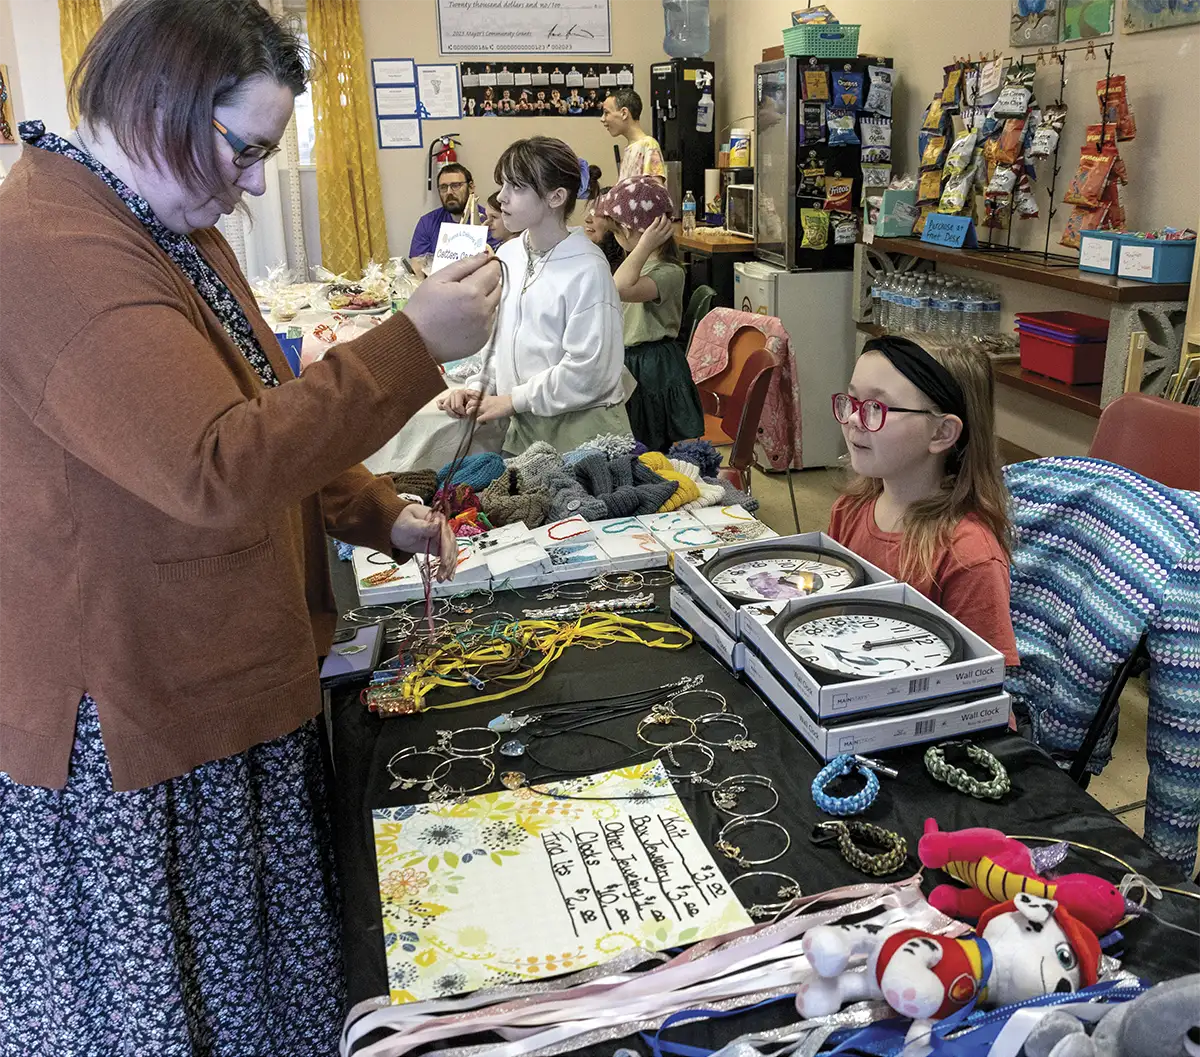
[768,599,964,683]
[701,546,868,607]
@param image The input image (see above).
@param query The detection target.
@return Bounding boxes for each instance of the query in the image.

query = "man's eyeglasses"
[831,392,938,432]
[212,119,280,169]
[439,180,469,193]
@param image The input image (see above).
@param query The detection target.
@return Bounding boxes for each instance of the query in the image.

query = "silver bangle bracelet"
[694,712,757,752]
[637,713,697,749]
[654,742,716,784]
[711,774,780,818]
[730,871,802,918]
[657,687,728,720]
[716,817,791,867]
[387,747,451,791]
[437,727,500,758]
[429,755,496,802]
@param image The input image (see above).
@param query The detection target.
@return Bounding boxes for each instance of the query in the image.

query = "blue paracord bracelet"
[812,754,880,816]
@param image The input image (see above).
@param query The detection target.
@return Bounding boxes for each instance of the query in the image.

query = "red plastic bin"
[1015,311,1109,386]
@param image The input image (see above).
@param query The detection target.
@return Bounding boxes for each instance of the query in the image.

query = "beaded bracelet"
[811,754,895,816]
[811,820,908,876]
[924,741,1011,800]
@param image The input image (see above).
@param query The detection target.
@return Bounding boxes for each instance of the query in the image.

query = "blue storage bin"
[1116,236,1196,284]
[1077,230,1123,275]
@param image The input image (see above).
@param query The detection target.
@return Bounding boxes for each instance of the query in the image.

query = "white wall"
[0,0,71,170]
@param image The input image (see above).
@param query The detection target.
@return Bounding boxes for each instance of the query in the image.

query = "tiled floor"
[745,463,1156,840]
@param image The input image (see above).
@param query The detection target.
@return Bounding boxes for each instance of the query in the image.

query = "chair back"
[1088,393,1200,491]
[681,284,717,354]
[695,328,778,474]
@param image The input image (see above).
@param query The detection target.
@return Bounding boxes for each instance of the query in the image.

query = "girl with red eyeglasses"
[828,335,1019,670]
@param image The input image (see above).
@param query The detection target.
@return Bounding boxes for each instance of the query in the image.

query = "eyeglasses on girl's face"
[212,118,280,169]
[831,392,938,432]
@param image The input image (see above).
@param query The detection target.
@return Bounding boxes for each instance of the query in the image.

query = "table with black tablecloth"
[325,570,1200,1054]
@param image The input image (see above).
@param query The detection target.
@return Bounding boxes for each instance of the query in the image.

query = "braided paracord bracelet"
[923,741,1011,800]
[812,820,908,876]
[811,754,880,816]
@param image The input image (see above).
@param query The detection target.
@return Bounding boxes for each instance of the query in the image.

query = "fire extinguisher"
[427,135,461,191]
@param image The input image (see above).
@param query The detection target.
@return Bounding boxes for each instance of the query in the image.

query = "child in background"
[595,176,704,451]
[485,192,515,246]
[828,335,1019,668]
[438,138,629,454]
[582,168,626,274]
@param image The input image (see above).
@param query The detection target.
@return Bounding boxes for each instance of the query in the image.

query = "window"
[292,75,315,166]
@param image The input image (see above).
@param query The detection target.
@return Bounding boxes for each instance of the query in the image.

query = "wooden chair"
[1062,393,1200,784]
[694,326,801,530]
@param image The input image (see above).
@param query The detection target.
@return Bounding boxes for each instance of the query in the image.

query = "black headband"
[863,336,969,445]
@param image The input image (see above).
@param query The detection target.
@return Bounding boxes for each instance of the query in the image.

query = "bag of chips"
[800,208,830,249]
[992,85,1031,118]
[827,108,860,146]
[986,163,1019,197]
[944,129,979,174]
[1015,170,1039,219]
[862,146,891,165]
[824,177,853,211]
[1098,74,1137,141]
[923,95,945,131]
[800,101,826,145]
[913,205,937,235]
[1028,104,1067,159]
[917,167,944,204]
[982,195,1011,230]
[940,162,977,213]
[865,65,893,116]
[942,65,964,110]
[798,164,826,199]
[1064,148,1116,207]
[994,117,1027,166]
[860,116,892,148]
[833,71,864,109]
[1060,204,1109,249]
[921,134,948,168]
[803,66,831,102]
[832,213,858,245]
[862,164,892,189]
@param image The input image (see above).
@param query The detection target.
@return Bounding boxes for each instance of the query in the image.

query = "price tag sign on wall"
[921,213,979,249]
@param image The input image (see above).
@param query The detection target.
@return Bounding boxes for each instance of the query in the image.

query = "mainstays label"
[430,223,489,273]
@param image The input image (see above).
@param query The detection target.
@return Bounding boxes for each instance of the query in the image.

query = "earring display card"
[459,63,633,118]
[372,762,751,1003]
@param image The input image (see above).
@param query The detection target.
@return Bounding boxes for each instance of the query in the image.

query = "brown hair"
[606,87,643,121]
[438,162,474,187]
[494,137,586,217]
[71,0,308,199]
[839,337,1012,585]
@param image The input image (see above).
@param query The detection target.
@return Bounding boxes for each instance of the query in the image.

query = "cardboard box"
[743,646,1011,760]
[739,581,1006,719]
[670,587,744,673]
[674,532,894,638]
[593,516,670,570]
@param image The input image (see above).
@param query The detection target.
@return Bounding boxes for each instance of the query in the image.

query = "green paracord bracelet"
[924,740,1011,800]
[811,820,908,877]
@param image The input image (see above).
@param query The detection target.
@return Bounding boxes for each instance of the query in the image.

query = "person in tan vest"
[0,0,499,1050]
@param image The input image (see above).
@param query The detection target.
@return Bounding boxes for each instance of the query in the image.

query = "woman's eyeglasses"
[212,119,280,169]
[831,392,938,432]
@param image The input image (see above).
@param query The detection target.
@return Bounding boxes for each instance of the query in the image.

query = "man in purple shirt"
[409,163,496,259]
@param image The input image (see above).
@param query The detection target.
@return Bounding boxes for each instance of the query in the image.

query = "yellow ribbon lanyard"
[400,612,694,712]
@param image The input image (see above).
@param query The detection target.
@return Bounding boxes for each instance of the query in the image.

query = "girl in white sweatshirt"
[438,137,631,454]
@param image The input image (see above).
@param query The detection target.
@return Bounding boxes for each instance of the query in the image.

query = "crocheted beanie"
[436,451,506,491]
[705,475,760,514]
[387,468,439,503]
[668,439,723,479]
[433,482,481,518]
[505,442,565,490]
[478,468,551,527]
[669,457,727,510]
[638,452,701,511]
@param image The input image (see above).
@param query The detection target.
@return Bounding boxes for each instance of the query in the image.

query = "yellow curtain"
[58,0,103,101]
[306,0,389,276]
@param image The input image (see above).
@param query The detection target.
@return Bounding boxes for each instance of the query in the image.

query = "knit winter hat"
[478,468,551,527]
[549,454,677,521]
[706,475,760,514]
[638,451,701,511]
[668,439,723,479]
[505,442,565,490]
[669,457,727,510]
[388,468,439,504]
[436,451,506,491]
[595,176,675,233]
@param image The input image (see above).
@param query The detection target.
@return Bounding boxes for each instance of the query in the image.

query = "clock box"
[743,644,1011,760]
[669,586,745,673]
[739,581,1007,719]
[674,532,894,638]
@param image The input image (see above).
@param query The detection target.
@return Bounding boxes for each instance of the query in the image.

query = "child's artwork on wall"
[460,62,634,118]
[1062,0,1115,38]
[1011,0,1063,44]
[1122,0,1200,33]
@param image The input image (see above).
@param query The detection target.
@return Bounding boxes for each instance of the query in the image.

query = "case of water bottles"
[870,274,1002,339]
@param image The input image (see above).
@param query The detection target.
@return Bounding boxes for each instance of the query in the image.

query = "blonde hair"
[840,338,1012,586]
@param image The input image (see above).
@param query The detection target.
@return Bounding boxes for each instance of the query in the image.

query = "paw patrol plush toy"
[797,892,1102,1046]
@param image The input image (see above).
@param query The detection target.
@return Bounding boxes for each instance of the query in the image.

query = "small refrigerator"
[733,261,855,469]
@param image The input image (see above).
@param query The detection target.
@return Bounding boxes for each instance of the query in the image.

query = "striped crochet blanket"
[1004,457,1200,873]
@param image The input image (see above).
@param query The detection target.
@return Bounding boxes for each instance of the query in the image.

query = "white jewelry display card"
[373,763,751,1002]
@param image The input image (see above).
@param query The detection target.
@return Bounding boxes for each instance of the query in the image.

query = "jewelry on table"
[636,712,697,748]
[673,525,715,545]
[811,754,897,816]
[598,571,647,592]
[522,593,657,621]
[811,820,908,877]
[713,522,771,545]
[365,683,420,716]
[638,568,676,589]
[601,518,640,534]
[487,675,703,733]
[366,550,399,565]
[545,520,590,542]
[711,774,779,818]
[924,741,1011,800]
[729,871,802,919]
[715,817,792,867]
[655,687,728,720]
[521,729,644,780]
[446,589,496,616]
[428,754,496,802]
[694,712,756,752]
[436,727,500,758]
[343,604,401,624]
[720,505,755,521]
[654,742,716,784]
[387,746,451,791]
[535,580,593,601]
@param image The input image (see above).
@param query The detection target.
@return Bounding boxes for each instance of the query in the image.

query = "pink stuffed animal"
[918,819,1128,934]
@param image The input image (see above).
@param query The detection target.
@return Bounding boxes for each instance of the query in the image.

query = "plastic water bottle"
[870,278,883,327]
[662,0,711,59]
[914,277,933,335]
[961,287,985,337]
[682,191,697,234]
[982,285,1002,335]
[933,283,959,338]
